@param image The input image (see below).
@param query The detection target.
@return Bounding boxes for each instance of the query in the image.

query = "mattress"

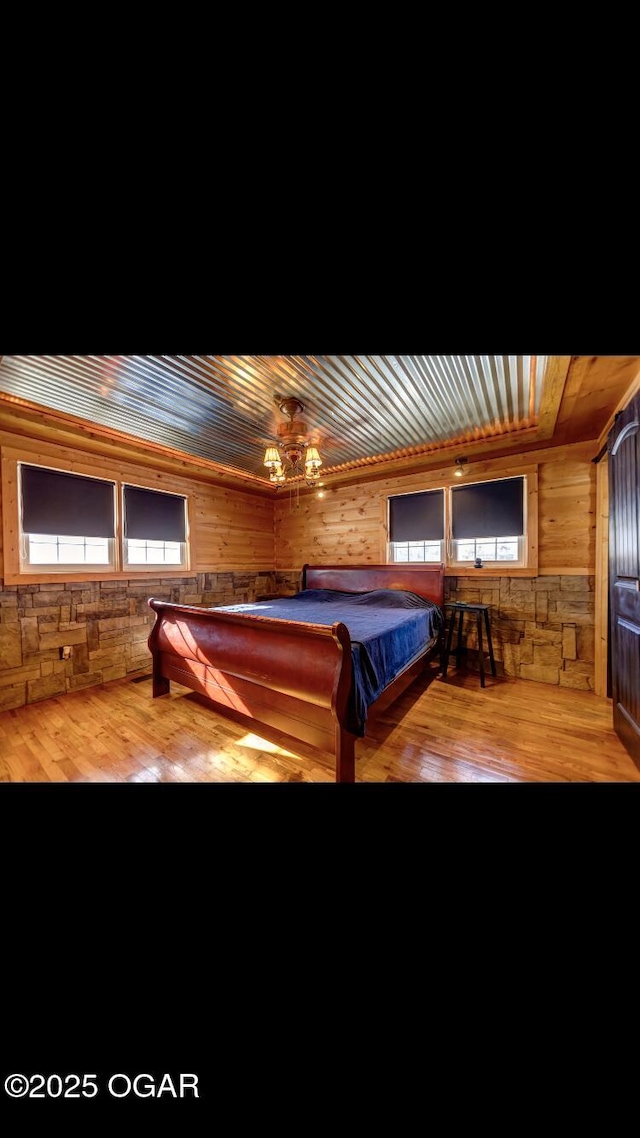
[212,588,444,735]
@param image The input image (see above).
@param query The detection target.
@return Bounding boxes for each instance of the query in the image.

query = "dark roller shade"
[452,477,524,539]
[390,489,444,541]
[21,465,115,538]
[124,485,186,542]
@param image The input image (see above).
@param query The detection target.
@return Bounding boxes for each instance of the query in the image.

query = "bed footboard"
[148,600,356,782]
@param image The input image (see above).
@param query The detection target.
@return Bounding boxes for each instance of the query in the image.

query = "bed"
[147,564,444,782]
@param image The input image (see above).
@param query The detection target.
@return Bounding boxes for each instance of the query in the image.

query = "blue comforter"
[212,589,444,736]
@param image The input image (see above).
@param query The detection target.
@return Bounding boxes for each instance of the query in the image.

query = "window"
[14,461,190,578]
[388,489,444,563]
[20,464,116,572]
[27,534,112,565]
[450,477,525,566]
[387,472,534,571]
[126,539,183,565]
[122,484,188,568]
[453,537,520,562]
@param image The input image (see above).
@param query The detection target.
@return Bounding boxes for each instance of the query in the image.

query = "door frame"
[594,367,640,699]
[594,455,609,697]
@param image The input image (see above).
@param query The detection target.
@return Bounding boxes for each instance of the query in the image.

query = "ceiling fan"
[259,395,326,487]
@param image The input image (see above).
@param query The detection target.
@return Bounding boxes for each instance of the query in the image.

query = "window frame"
[17,462,119,575]
[389,539,444,564]
[121,481,189,570]
[21,532,118,570]
[123,537,187,569]
[1,447,196,584]
[387,486,445,564]
[449,533,525,567]
[448,474,529,570]
[386,466,538,574]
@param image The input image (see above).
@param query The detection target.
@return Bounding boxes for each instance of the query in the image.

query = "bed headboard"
[302,564,444,606]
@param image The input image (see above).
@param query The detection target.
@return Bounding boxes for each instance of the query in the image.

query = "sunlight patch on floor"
[236,732,299,759]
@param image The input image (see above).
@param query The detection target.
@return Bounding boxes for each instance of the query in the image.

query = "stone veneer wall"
[274,571,303,594]
[0,571,276,712]
[0,570,596,712]
[444,575,595,689]
[276,570,596,690]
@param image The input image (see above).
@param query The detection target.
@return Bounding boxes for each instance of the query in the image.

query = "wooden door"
[608,391,640,765]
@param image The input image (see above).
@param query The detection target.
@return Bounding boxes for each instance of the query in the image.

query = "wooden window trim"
[383,464,538,574]
[1,446,196,585]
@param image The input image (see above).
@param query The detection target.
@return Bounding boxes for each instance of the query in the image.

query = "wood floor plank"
[0,667,637,783]
[3,741,52,782]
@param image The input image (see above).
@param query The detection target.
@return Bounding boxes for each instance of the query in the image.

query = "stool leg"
[456,609,465,668]
[442,609,456,680]
[476,611,485,687]
[484,609,497,676]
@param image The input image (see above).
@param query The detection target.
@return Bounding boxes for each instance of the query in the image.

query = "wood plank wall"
[1,425,598,582]
[538,453,595,573]
[0,426,274,574]
[275,440,597,574]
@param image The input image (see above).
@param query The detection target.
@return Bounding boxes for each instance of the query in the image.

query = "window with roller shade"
[122,484,188,567]
[388,489,444,562]
[451,476,525,564]
[19,464,117,569]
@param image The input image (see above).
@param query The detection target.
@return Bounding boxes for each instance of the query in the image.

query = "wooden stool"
[442,602,497,688]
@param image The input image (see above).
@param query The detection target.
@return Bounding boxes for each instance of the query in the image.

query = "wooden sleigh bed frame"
[147,564,444,783]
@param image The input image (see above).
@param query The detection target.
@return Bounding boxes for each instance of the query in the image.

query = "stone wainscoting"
[275,570,596,689]
[274,571,303,594]
[0,571,276,712]
[0,570,596,712]
[444,576,595,689]
[276,570,595,689]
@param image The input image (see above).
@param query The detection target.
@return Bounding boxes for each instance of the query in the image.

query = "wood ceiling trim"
[528,356,537,423]
[291,437,597,497]
[596,365,640,450]
[535,356,572,439]
[295,427,570,493]
[0,395,274,498]
[320,426,538,476]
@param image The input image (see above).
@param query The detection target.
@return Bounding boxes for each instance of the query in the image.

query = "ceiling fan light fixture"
[264,397,324,489]
[264,446,281,469]
[305,446,322,469]
[269,461,286,483]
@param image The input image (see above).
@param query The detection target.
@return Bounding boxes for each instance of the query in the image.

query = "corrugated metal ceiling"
[0,355,547,481]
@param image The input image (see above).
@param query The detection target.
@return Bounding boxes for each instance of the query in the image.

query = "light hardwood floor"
[0,661,637,783]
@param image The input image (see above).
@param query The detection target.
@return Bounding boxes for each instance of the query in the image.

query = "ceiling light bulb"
[454,468,463,477]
